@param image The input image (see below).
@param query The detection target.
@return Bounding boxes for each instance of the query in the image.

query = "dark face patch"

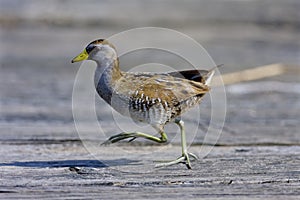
[86,44,96,54]
[86,39,105,54]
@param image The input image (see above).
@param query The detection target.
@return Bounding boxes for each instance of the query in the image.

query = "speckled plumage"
[112,72,209,126]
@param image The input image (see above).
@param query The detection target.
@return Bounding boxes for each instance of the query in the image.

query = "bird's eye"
[86,45,95,54]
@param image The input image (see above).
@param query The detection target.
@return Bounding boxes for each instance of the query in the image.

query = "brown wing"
[120,74,210,106]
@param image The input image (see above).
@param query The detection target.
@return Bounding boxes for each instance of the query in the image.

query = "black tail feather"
[168,64,223,84]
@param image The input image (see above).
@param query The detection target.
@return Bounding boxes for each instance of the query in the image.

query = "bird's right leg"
[155,119,198,169]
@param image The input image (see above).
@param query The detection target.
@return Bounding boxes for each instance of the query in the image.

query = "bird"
[72,39,221,169]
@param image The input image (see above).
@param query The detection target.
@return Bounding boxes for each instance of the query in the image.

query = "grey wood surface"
[0,0,300,199]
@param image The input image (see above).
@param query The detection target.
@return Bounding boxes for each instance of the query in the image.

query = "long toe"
[103,133,136,144]
[154,152,195,169]
[185,160,192,169]
[188,152,199,161]
[183,153,192,169]
[102,132,166,145]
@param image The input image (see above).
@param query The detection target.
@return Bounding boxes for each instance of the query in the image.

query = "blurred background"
[0,0,299,144]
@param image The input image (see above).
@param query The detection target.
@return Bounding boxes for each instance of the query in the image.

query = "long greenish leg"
[155,119,198,169]
[102,131,168,145]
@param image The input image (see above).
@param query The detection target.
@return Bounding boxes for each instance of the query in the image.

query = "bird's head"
[71,39,117,63]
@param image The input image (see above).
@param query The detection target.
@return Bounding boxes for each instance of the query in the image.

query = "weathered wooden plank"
[0,143,299,199]
[0,1,299,198]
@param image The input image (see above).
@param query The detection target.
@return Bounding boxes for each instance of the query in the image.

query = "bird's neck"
[94,54,122,104]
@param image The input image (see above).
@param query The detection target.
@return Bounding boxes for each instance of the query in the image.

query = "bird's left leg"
[155,119,198,169]
[102,125,168,145]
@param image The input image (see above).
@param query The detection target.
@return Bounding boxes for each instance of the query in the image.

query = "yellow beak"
[71,49,88,63]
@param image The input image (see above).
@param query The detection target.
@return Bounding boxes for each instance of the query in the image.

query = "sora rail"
[72,39,220,169]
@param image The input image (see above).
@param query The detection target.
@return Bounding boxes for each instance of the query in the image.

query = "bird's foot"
[102,132,167,145]
[155,152,198,169]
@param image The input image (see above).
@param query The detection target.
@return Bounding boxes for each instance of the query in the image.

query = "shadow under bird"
[72,39,221,169]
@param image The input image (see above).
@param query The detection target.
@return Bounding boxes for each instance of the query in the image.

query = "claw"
[128,137,137,143]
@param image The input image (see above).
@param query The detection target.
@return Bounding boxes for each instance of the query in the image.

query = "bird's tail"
[205,64,223,86]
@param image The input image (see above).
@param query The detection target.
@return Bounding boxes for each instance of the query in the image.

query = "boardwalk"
[0,0,299,199]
